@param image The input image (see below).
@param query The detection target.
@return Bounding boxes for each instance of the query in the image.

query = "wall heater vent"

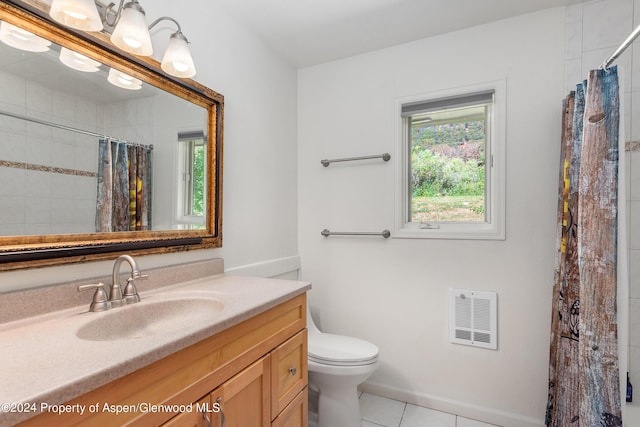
[449,289,497,350]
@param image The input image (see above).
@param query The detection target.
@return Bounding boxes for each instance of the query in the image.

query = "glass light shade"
[110,2,153,56]
[161,32,196,78]
[107,68,142,90]
[59,47,101,72]
[49,0,103,32]
[0,22,51,52]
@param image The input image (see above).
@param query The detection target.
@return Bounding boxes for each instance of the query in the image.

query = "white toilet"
[307,305,379,427]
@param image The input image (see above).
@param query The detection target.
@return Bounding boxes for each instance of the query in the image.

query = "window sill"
[393,224,505,241]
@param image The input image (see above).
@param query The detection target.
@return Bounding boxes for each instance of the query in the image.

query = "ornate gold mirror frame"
[0,1,223,270]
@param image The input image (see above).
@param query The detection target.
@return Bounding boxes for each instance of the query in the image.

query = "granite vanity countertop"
[0,274,311,426]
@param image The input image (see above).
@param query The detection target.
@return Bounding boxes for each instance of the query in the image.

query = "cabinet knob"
[288,367,297,376]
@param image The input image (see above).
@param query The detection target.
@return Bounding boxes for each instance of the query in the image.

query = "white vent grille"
[449,289,497,349]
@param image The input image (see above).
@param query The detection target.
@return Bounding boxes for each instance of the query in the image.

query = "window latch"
[420,222,440,229]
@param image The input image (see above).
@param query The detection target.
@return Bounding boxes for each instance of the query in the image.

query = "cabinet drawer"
[272,387,308,427]
[270,330,307,417]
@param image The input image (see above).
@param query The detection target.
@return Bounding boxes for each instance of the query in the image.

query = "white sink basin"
[76,296,227,341]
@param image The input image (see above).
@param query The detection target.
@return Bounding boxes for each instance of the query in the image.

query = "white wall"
[148,0,299,272]
[298,8,565,426]
[0,0,299,290]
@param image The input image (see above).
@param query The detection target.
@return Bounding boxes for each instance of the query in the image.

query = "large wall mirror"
[0,1,223,270]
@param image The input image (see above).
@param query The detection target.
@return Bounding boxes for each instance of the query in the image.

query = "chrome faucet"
[78,255,146,312]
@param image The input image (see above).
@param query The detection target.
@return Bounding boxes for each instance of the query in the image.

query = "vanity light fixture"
[107,67,142,90]
[48,0,197,78]
[0,21,51,52]
[59,46,101,72]
[49,0,104,32]
[105,1,197,77]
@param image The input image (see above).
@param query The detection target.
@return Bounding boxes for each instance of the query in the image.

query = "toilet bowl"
[307,305,379,427]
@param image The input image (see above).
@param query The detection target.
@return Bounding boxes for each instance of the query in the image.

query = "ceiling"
[212,0,588,68]
[0,0,589,103]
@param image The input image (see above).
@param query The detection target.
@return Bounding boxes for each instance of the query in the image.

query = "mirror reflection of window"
[177,131,206,229]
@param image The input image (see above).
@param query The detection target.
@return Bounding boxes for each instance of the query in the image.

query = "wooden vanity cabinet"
[17,293,308,427]
[161,396,210,427]
[164,357,271,427]
[164,330,308,427]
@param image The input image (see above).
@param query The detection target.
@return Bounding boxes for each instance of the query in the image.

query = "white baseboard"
[224,256,301,279]
[359,381,544,427]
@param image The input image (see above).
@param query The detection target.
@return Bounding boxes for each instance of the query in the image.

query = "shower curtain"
[95,139,153,232]
[546,66,622,426]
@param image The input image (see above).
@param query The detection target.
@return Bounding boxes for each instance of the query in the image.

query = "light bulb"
[63,10,88,20]
[123,37,142,49]
[171,62,189,73]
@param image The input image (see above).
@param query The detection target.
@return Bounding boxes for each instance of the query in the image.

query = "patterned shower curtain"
[546,67,622,426]
[95,139,153,232]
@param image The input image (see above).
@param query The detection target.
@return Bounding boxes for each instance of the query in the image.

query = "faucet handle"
[78,283,110,312]
[123,276,141,304]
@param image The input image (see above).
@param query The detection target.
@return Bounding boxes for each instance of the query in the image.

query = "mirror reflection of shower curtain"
[546,66,623,426]
[96,139,153,232]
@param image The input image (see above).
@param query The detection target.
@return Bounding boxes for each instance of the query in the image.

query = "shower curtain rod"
[601,23,640,69]
[0,109,152,148]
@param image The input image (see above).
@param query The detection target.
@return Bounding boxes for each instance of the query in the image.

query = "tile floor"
[309,389,499,427]
[358,393,499,427]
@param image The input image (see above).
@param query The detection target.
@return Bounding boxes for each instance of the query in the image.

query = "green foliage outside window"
[410,118,486,221]
[191,145,205,216]
[411,144,484,198]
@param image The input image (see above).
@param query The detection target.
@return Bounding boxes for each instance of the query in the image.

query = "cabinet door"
[271,387,308,427]
[271,330,307,417]
[210,356,271,427]
[162,396,211,427]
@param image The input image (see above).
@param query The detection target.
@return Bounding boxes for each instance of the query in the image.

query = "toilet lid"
[308,333,379,366]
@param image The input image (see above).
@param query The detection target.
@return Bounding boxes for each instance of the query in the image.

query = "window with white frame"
[394,81,505,240]
[177,131,206,228]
